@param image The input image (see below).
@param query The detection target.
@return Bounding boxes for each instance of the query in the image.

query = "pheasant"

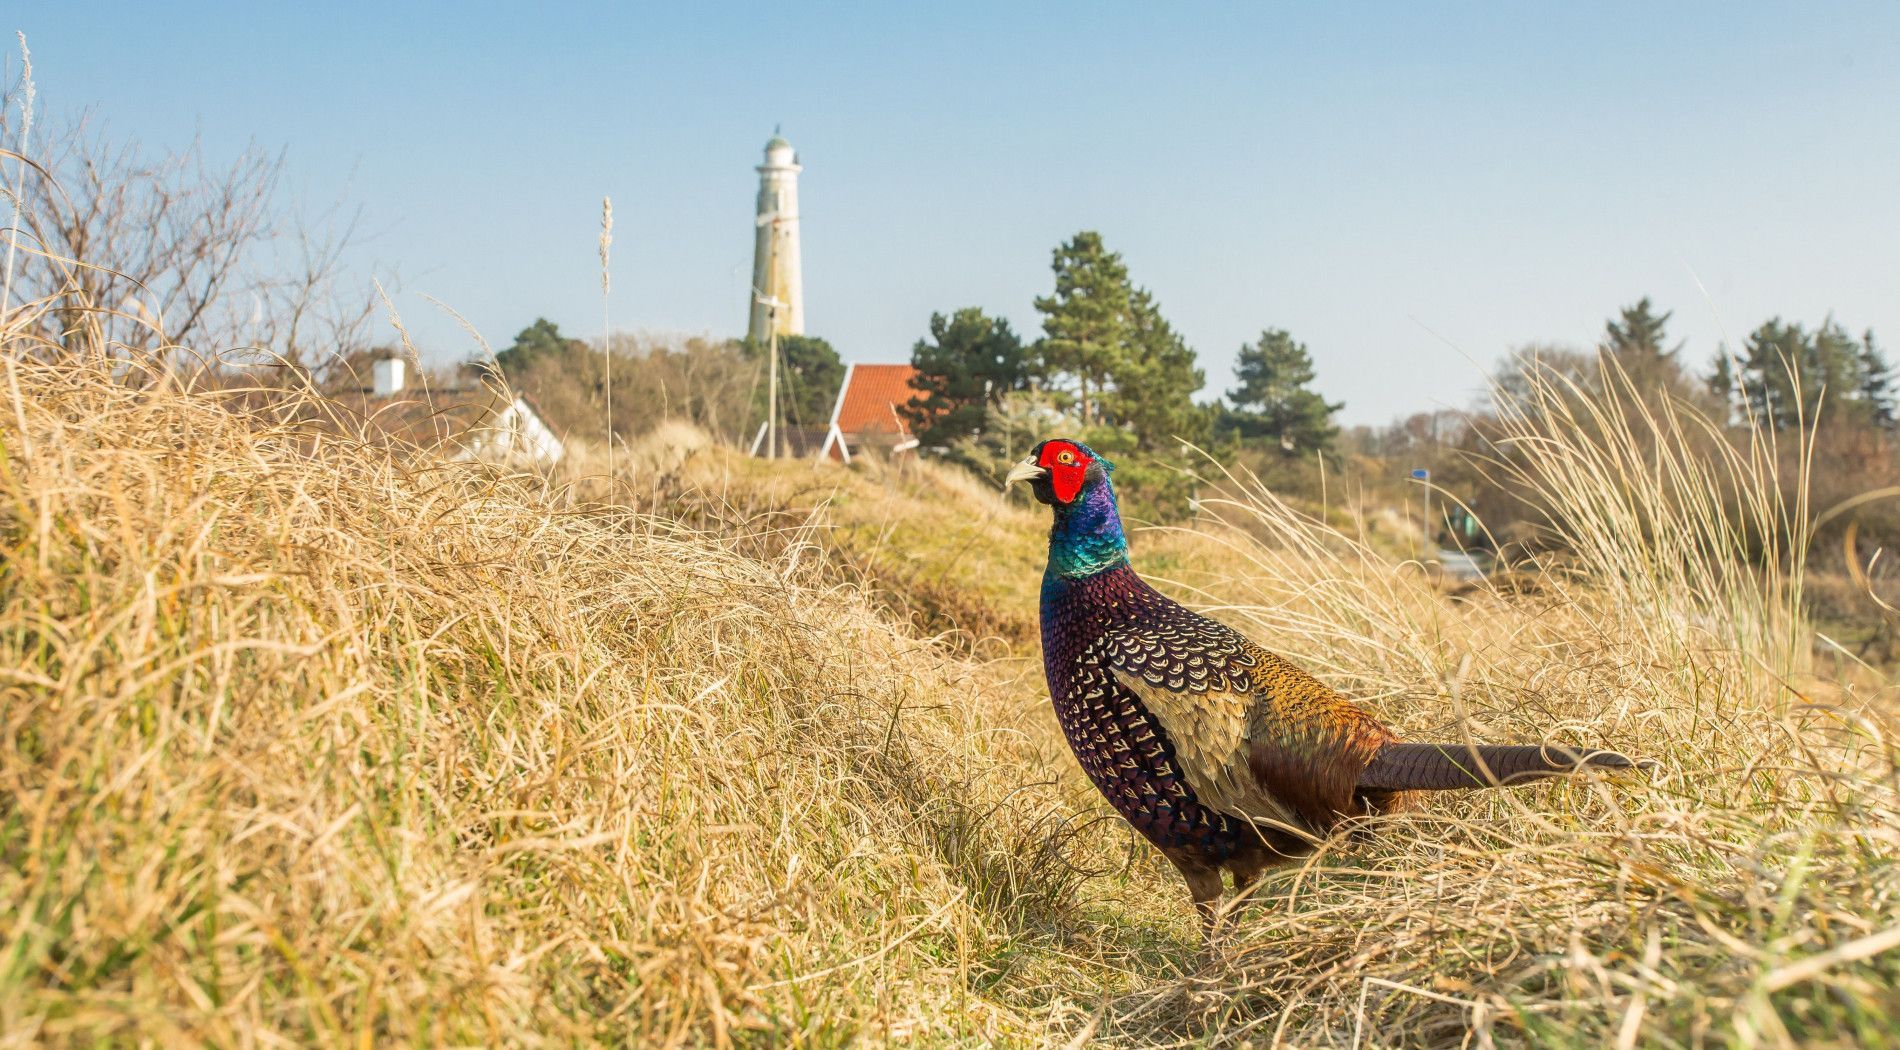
[1005,438,1648,935]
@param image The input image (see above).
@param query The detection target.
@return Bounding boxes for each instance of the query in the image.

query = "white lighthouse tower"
[747,130,805,343]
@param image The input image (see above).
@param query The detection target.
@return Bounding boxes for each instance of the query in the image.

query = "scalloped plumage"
[1016,437,1647,936]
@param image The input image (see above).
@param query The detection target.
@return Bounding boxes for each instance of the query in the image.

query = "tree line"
[901,230,1344,461]
[482,227,1894,532]
[894,231,1347,514]
[896,231,1892,531]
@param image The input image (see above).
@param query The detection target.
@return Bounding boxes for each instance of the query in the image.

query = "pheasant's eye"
[1056,450,1077,465]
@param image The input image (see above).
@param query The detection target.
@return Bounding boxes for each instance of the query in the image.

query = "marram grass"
[2,349,1897,1047]
[0,355,1081,1045]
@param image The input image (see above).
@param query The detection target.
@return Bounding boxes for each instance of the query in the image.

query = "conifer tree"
[1603,297,1681,365]
[1720,318,1893,430]
[1598,297,1708,407]
[1223,328,1343,454]
[903,308,1028,444]
[495,317,588,372]
[1034,232,1133,426]
[1729,319,1817,429]
[1709,352,1737,415]
[1857,330,1896,428]
[1104,288,1208,448]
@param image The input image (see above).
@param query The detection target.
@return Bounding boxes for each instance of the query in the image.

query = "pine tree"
[495,317,588,373]
[1709,352,1736,417]
[1602,297,1681,365]
[1813,320,1869,421]
[1223,328,1343,454]
[1721,317,1891,430]
[1034,232,1134,426]
[1104,288,1207,448]
[1731,319,1817,429]
[1857,329,1896,428]
[903,308,1029,445]
[1030,231,1209,453]
[1598,297,1710,408]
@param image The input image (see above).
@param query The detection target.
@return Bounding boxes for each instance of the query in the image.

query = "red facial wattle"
[1038,442,1090,503]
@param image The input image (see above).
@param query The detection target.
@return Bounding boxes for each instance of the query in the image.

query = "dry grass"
[562,443,1050,654]
[1117,371,1900,1046]
[5,343,1897,1045]
[0,354,1093,1045]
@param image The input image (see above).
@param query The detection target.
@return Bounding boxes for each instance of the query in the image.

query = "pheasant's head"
[1004,438,1112,506]
[1006,438,1127,578]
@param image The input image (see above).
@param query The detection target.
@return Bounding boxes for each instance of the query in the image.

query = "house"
[341,355,566,466]
[814,363,926,463]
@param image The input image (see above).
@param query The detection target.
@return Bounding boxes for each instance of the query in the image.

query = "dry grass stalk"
[600,195,614,482]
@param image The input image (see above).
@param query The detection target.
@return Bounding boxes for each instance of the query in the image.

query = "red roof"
[830,364,922,436]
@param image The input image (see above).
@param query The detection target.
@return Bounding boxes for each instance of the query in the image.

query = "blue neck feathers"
[1047,476,1129,580]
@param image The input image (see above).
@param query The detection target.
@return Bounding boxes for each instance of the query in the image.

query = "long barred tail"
[1357,742,1653,791]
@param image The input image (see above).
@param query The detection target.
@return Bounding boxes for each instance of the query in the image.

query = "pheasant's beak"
[1003,458,1046,487]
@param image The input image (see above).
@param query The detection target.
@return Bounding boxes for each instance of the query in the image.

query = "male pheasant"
[1006,438,1648,934]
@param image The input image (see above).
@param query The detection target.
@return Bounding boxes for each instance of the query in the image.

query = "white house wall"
[449,398,565,466]
[510,399,565,464]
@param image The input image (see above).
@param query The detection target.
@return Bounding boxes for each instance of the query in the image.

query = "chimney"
[372,356,407,397]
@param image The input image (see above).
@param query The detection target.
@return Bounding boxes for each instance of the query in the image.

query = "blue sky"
[12,2,1899,423]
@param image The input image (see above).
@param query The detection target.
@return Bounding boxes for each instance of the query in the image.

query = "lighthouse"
[747,131,805,343]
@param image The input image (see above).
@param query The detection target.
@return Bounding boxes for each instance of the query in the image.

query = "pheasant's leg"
[1167,856,1226,943]
[1227,854,1273,913]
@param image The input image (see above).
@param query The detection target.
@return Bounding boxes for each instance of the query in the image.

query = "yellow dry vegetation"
[4,320,1899,1047]
[0,357,1086,1044]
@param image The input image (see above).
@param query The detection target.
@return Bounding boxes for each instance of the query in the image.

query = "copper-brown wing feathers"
[1101,611,1398,837]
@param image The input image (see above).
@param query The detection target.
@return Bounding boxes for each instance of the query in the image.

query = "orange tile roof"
[830,364,923,436]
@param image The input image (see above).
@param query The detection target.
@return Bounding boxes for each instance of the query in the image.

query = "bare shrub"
[2,93,375,377]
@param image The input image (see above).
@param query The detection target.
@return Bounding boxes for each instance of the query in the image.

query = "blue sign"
[1410,468,1430,480]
